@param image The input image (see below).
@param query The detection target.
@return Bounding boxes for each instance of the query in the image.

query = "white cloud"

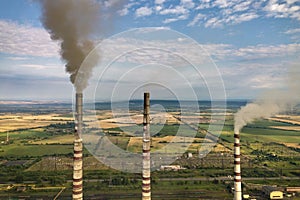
[0,60,66,80]
[95,32,300,66]
[155,0,166,4]
[158,4,191,24]
[269,3,289,13]
[250,75,284,89]
[195,0,260,27]
[118,7,129,16]
[197,0,300,28]
[188,13,206,26]
[230,12,259,24]
[228,44,300,60]
[284,28,300,39]
[6,56,29,61]
[19,64,48,70]
[128,0,300,28]
[104,0,116,8]
[118,2,138,16]
[163,18,179,24]
[205,17,222,28]
[134,26,171,33]
[0,20,59,57]
[180,0,195,9]
[286,0,298,4]
[97,35,212,66]
[196,3,210,10]
[232,0,252,12]
[156,5,163,11]
[203,10,259,28]
[213,0,232,9]
[264,0,300,20]
[220,59,299,99]
[163,14,188,24]
[135,6,153,17]
[160,5,188,15]
[89,33,300,100]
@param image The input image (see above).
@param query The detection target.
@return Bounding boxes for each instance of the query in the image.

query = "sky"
[0,0,299,101]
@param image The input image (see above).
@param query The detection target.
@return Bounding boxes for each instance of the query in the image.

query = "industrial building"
[285,187,300,193]
[262,186,283,200]
[160,165,182,171]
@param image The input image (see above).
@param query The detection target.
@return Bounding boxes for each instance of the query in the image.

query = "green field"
[0,108,300,199]
[0,143,73,157]
[0,129,50,140]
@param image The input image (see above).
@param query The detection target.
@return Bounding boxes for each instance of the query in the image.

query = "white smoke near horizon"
[39,0,125,92]
[234,64,300,133]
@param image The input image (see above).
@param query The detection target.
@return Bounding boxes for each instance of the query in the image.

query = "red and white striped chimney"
[73,93,83,200]
[142,92,151,200]
[234,131,242,200]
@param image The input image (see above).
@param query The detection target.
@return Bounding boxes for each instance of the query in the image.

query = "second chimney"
[234,131,242,200]
[142,92,151,200]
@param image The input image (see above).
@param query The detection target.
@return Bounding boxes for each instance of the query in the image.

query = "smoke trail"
[40,0,101,92]
[234,64,300,132]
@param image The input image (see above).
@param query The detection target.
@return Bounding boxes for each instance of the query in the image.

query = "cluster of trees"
[45,122,74,135]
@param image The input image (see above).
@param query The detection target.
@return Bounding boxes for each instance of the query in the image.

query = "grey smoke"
[40,0,125,92]
[234,64,300,133]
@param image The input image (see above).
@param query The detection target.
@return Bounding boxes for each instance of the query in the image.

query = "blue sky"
[0,0,299,101]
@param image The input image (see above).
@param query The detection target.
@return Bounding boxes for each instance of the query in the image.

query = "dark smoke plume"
[234,64,300,132]
[40,0,101,92]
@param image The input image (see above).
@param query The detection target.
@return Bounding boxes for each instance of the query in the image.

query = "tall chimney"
[142,92,151,200]
[73,93,83,200]
[234,131,242,200]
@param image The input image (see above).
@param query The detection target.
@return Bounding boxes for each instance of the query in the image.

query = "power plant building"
[262,186,283,200]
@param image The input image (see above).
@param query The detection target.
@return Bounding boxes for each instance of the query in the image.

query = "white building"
[262,186,283,200]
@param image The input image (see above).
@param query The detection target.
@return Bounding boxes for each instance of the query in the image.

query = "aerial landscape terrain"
[0,0,300,199]
[0,100,299,199]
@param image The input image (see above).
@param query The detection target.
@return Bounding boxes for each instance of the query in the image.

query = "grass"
[0,143,73,157]
[0,129,50,140]
[241,127,300,143]
[27,156,110,171]
[106,136,130,150]
[248,142,299,157]
[126,136,205,153]
[242,126,300,136]
[219,122,300,144]
[248,119,294,127]
[81,179,232,199]
[107,124,197,137]
[246,179,300,187]
[0,124,74,141]
[0,180,232,200]
[31,134,74,145]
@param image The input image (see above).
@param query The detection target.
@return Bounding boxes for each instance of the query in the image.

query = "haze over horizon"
[0,0,299,101]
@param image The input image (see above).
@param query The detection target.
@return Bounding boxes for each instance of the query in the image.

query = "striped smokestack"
[73,93,83,200]
[234,130,242,200]
[142,92,151,200]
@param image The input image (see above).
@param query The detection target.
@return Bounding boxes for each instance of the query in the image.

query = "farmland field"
[0,113,73,132]
[0,100,299,199]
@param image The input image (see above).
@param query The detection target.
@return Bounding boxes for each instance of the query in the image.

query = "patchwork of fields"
[0,103,299,199]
